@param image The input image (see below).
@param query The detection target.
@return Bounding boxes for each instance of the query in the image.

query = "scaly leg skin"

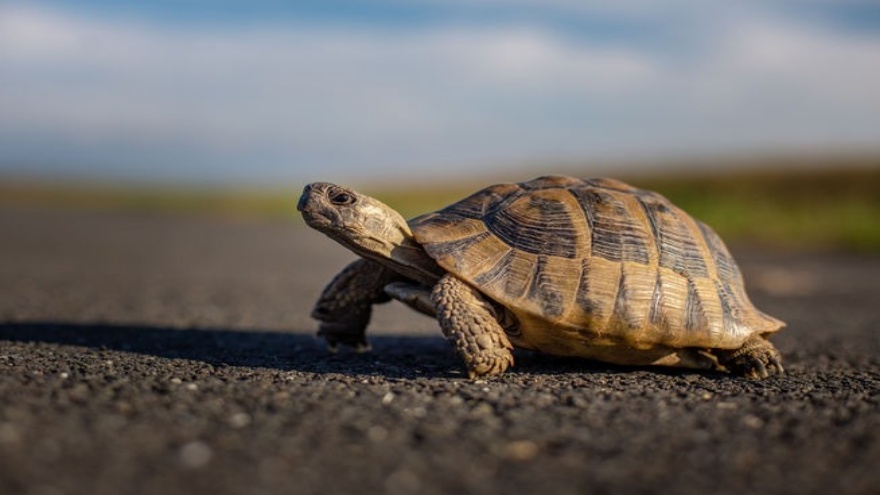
[312,259,397,352]
[431,274,514,379]
[716,335,784,379]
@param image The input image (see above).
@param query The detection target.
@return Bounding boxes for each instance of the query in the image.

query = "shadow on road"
[0,322,731,380]
[0,322,462,378]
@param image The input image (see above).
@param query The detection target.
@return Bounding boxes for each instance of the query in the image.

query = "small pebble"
[229,413,251,428]
[504,440,540,461]
[743,415,764,429]
[405,407,427,418]
[179,441,212,468]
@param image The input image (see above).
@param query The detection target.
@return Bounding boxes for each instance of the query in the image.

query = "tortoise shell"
[409,176,783,359]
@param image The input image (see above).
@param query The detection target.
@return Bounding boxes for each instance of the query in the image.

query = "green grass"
[2,159,879,251]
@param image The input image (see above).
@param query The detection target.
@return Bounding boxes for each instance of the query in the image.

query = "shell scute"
[637,193,710,278]
[485,188,589,259]
[610,263,658,346]
[528,255,567,318]
[568,187,652,264]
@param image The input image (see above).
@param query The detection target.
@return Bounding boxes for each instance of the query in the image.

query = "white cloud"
[1,4,879,183]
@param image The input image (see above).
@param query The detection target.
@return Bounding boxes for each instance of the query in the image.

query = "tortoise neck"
[340,202,443,286]
[386,235,445,285]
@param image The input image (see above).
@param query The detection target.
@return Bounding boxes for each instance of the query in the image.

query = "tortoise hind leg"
[312,259,397,352]
[432,274,514,378]
[716,335,784,379]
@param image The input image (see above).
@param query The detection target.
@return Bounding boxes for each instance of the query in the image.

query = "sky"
[1,0,880,186]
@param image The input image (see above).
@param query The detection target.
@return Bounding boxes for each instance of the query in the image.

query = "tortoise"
[297,176,785,379]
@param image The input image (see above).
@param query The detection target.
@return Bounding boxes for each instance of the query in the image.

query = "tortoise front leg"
[312,259,397,351]
[431,274,514,378]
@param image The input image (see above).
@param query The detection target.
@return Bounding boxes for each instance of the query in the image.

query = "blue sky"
[2,1,879,185]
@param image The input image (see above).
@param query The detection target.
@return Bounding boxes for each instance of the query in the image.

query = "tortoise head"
[297,182,413,263]
[298,182,444,284]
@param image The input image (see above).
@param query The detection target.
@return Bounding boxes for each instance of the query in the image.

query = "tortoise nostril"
[297,187,312,212]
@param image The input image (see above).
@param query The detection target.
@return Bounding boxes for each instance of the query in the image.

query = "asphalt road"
[0,207,877,495]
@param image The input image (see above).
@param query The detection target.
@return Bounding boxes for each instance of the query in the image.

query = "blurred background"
[1,0,879,249]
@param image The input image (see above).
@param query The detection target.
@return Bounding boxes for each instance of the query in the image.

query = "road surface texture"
[0,207,877,495]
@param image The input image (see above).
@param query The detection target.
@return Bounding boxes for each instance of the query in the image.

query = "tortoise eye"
[329,191,355,205]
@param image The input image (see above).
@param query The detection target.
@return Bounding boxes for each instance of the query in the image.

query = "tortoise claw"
[745,359,768,380]
[321,337,371,354]
[743,348,784,380]
[317,319,371,353]
[720,337,784,380]
[466,352,515,380]
[353,341,372,353]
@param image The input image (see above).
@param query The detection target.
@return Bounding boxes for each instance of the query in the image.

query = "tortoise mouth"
[300,208,332,230]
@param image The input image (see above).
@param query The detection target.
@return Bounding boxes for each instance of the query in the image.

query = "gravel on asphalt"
[0,207,877,495]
